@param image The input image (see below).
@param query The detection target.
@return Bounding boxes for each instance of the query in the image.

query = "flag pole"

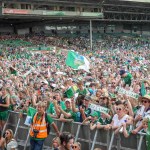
[90,20,93,51]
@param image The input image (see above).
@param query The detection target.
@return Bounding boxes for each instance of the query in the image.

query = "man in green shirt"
[120,70,132,87]
[58,99,76,122]
[47,92,66,118]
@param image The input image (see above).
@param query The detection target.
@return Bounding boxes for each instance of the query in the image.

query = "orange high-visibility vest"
[30,112,47,139]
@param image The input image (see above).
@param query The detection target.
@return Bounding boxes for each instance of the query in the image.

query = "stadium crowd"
[0,34,149,150]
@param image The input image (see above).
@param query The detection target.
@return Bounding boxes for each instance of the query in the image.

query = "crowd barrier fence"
[3,111,147,150]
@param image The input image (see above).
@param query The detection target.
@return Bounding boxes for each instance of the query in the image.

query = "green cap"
[90,111,99,118]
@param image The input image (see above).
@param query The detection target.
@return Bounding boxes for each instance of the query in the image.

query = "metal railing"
[3,111,147,150]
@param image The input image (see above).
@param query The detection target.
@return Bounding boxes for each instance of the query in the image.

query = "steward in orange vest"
[30,112,48,139]
[30,102,60,150]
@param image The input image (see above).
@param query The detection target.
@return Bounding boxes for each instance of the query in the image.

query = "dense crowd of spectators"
[0,34,149,150]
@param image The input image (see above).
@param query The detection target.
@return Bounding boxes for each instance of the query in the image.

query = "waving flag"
[66,51,90,72]
[24,107,37,126]
[141,82,146,96]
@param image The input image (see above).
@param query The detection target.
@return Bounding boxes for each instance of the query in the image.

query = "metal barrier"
[3,111,147,150]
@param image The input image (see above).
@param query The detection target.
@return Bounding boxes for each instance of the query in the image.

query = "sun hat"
[139,94,150,101]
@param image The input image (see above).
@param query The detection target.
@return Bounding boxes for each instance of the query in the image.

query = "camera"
[82,105,86,109]
[33,129,39,138]
[53,96,56,100]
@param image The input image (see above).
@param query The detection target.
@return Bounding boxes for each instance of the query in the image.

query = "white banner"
[89,103,109,114]
[116,86,139,99]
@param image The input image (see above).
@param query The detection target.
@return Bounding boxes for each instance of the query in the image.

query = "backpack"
[45,113,51,135]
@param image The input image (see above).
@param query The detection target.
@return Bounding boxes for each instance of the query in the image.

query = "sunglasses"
[72,145,78,148]
[141,100,149,103]
[143,123,148,126]
[116,108,122,111]
[5,132,9,135]
[111,99,116,101]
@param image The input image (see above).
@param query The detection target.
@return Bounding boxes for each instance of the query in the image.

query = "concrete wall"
[0,27,13,33]
[17,28,29,35]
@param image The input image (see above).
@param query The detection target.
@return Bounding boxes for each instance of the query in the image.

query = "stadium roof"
[1,0,150,25]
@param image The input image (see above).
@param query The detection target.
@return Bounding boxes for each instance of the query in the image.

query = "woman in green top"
[0,87,10,130]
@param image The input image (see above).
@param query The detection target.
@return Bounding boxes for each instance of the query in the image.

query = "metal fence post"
[60,122,64,133]
[14,118,20,138]
[137,133,145,150]
[23,128,30,150]
[89,126,91,150]
[108,131,115,150]
[106,130,110,150]
[117,134,121,150]
[75,124,81,142]
[91,129,98,150]
[2,112,10,134]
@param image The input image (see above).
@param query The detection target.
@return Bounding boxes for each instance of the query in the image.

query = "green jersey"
[123,73,132,86]
[98,117,111,125]
[76,88,87,96]
[47,101,66,115]
[64,108,76,121]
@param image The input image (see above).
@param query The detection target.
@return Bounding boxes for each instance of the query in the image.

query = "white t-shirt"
[112,114,129,127]
[5,139,18,150]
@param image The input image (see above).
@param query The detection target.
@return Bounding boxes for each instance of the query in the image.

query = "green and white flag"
[89,103,109,114]
[64,87,74,98]
[140,82,147,96]
[24,107,37,126]
[65,50,90,72]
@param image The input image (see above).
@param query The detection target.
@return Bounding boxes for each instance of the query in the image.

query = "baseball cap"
[90,112,99,117]
[67,78,73,81]
[65,99,71,103]
[120,70,126,76]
